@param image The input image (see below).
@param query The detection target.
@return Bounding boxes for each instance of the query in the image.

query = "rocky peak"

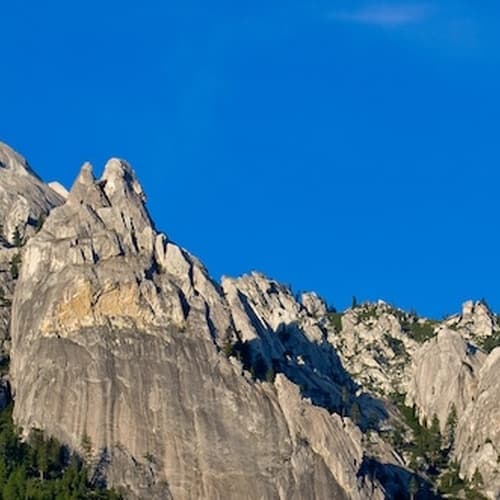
[301,292,327,318]
[4,142,499,498]
[0,141,37,177]
[101,158,146,204]
[0,142,63,244]
[67,162,109,208]
[456,300,497,341]
[8,154,391,500]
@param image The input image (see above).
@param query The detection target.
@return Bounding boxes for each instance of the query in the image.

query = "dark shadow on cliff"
[227,290,389,431]
[358,457,440,500]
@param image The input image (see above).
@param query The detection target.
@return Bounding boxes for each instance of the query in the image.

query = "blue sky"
[2,1,499,318]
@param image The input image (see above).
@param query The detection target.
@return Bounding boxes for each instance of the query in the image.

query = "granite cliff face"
[0,142,64,376]
[455,348,500,498]
[8,150,386,499]
[3,142,500,499]
[405,328,486,426]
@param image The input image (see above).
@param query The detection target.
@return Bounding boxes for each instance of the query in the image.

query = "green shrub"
[327,312,343,332]
[479,331,500,353]
[383,334,407,357]
[401,320,436,343]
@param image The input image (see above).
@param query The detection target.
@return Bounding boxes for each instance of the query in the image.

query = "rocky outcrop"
[10,158,385,499]
[327,302,422,397]
[321,302,499,497]
[222,273,355,413]
[405,328,485,429]
[442,301,500,349]
[455,347,500,498]
[0,142,63,245]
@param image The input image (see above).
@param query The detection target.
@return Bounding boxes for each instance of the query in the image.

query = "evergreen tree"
[3,466,27,500]
[81,432,92,463]
[429,413,442,467]
[350,401,361,425]
[222,338,234,358]
[0,405,119,498]
[12,226,23,248]
[341,386,349,417]
[472,468,484,489]
[35,214,46,232]
[391,424,405,450]
[444,404,458,450]
[9,254,21,280]
[265,367,275,383]
[408,476,419,500]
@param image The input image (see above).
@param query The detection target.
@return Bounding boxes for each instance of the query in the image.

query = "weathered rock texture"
[405,328,486,427]
[455,347,500,499]
[0,143,64,364]
[328,302,422,396]
[4,141,500,499]
[0,142,63,244]
[10,158,386,499]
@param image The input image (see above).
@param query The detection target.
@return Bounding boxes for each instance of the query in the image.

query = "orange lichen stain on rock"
[41,280,151,334]
[95,283,146,320]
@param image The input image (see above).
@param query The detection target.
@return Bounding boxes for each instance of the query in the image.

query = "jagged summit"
[1,142,499,499]
[8,153,387,499]
[102,158,147,203]
[67,162,109,207]
[65,159,153,230]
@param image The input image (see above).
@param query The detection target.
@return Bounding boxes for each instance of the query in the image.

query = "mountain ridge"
[1,142,498,499]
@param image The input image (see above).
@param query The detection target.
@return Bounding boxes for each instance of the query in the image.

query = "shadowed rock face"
[10,158,383,499]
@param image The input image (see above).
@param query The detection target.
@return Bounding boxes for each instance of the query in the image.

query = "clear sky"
[2,1,499,318]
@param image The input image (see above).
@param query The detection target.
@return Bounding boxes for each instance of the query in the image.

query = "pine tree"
[408,476,419,500]
[351,295,358,309]
[9,254,21,280]
[81,432,92,464]
[3,466,27,500]
[12,226,23,248]
[350,401,361,425]
[341,386,349,417]
[472,468,484,489]
[265,367,275,383]
[429,413,442,467]
[35,214,46,232]
[444,403,458,450]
